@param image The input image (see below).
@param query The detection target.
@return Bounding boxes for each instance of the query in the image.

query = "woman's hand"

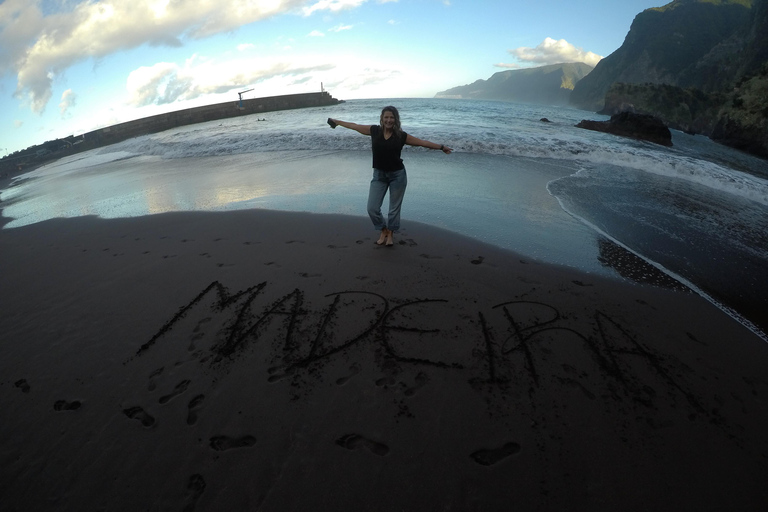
[329,119,371,136]
[440,145,453,154]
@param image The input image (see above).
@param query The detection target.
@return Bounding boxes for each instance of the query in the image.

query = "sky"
[1,0,667,155]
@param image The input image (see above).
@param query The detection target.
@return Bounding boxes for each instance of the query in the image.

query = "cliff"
[599,82,726,134]
[435,63,594,106]
[572,0,768,158]
[571,0,756,112]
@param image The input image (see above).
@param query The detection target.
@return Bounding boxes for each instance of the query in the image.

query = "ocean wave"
[77,103,767,208]
[18,151,140,182]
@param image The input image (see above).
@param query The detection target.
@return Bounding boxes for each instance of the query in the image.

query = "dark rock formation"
[576,112,673,146]
[712,109,768,158]
[570,0,768,158]
[598,82,725,134]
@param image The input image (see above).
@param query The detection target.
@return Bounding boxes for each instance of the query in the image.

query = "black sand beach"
[1,209,767,511]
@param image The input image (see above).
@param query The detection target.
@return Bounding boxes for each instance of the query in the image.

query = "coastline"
[2,209,766,510]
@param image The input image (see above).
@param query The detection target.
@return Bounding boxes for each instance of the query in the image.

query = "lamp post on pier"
[237,89,254,110]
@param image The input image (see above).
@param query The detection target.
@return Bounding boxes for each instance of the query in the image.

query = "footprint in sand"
[267,365,294,383]
[159,380,191,404]
[147,367,164,391]
[404,372,429,396]
[471,256,484,265]
[14,379,30,393]
[209,435,256,451]
[184,474,206,511]
[335,434,390,457]
[375,376,397,388]
[470,442,521,466]
[53,400,82,411]
[123,406,156,427]
[336,364,362,386]
[186,394,205,425]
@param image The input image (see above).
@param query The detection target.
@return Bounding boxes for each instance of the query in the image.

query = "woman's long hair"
[379,106,403,139]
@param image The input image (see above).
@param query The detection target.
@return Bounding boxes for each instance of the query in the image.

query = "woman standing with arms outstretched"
[328,106,452,246]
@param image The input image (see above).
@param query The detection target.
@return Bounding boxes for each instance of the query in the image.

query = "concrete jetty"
[1,92,341,174]
[86,91,341,147]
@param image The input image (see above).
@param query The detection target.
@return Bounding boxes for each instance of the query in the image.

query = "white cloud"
[59,88,77,116]
[302,0,367,16]
[508,37,602,67]
[126,62,179,106]
[237,43,255,52]
[308,30,325,37]
[5,0,353,114]
[126,55,337,107]
[329,24,353,32]
[493,62,521,69]
[14,120,24,128]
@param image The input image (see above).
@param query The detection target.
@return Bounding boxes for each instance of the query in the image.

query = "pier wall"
[2,92,341,174]
[85,91,340,147]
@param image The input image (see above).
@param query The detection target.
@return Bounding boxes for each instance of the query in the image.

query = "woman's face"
[382,110,396,130]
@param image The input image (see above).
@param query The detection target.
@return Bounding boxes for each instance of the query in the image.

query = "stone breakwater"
[83,92,341,148]
[1,92,341,175]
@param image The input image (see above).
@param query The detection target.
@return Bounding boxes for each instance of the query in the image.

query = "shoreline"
[2,154,766,340]
[2,209,767,510]
[0,91,341,176]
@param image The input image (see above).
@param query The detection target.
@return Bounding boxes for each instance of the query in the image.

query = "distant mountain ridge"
[435,63,594,106]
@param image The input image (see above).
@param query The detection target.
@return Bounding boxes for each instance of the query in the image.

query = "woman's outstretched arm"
[329,119,371,136]
[405,134,453,154]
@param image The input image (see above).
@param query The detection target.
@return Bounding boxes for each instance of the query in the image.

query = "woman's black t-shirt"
[370,125,408,172]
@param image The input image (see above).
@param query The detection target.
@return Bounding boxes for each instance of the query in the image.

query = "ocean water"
[2,98,767,339]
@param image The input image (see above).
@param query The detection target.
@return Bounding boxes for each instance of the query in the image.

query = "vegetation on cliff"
[571,0,768,158]
[571,0,756,111]
[599,83,726,134]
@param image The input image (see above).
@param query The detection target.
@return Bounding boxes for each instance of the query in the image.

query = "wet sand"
[1,209,767,511]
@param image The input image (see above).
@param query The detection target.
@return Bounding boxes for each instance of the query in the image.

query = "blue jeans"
[367,168,407,232]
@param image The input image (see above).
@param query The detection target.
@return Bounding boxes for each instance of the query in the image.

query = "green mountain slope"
[571,0,768,157]
[435,63,594,106]
[570,0,756,111]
